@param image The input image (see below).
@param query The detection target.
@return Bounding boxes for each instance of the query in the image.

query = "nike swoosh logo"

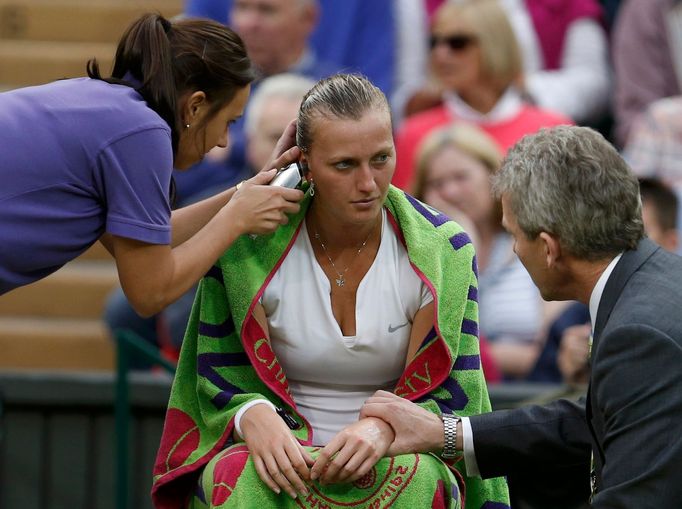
[388,322,410,333]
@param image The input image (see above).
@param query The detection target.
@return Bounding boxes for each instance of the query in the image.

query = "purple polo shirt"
[0,78,173,294]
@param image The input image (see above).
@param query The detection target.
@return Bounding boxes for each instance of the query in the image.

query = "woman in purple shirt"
[0,14,303,316]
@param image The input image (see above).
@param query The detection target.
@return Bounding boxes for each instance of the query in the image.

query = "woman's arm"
[235,303,314,499]
[405,302,435,366]
[170,123,301,246]
[113,171,302,317]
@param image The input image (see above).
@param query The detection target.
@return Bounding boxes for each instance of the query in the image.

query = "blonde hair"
[433,0,522,93]
[413,123,502,200]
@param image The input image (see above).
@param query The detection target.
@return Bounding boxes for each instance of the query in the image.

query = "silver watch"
[441,413,459,459]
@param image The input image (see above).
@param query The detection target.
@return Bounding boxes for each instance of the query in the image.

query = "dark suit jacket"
[470,238,682,507]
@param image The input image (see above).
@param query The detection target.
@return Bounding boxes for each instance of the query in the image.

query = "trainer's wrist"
[441,414,459,459]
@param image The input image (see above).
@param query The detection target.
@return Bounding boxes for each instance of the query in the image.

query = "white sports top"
[262,209,433,445]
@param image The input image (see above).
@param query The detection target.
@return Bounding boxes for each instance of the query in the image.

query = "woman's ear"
[182,91,207,125]
[299,152,311,178]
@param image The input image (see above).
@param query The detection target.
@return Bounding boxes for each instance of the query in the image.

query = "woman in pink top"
[393,0,570,191]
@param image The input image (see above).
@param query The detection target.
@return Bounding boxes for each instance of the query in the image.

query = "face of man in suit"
[501,194,572,302]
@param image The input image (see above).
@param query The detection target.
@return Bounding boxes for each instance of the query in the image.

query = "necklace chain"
[313,225,376,287]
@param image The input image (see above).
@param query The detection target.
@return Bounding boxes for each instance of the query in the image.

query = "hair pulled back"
[88,13,254,155]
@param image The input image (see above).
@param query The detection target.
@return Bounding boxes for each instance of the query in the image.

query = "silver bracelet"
[442,413,458,459]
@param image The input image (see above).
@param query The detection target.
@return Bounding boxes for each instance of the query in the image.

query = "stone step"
[0,317,114,371]
[0,0,183,43]
[0,260,118,319]
[0,39,115,87]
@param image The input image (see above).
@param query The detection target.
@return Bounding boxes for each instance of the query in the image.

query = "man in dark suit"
[360,126,682,508]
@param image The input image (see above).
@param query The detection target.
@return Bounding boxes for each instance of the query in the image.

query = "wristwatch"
[441,413,459,459]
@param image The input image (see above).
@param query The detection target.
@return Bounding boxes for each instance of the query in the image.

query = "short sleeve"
[96,127,173,244]
[420,279,435,308]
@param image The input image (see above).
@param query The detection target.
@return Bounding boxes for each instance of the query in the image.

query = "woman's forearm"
[170,185,238,246]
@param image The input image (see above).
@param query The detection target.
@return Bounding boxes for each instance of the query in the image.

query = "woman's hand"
[240,403,314,499]
[310,417,395,485]
[226,169,304,235]
[262,119,299,173]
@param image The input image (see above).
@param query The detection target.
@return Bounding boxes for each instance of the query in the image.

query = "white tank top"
[262,209,433,445]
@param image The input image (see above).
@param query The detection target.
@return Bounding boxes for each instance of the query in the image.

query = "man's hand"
[359,390,444,456]
[558,323,591,384]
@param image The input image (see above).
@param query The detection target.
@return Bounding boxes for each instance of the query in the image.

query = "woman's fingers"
[331,449,367,484]
[316,439,358,485]
[264,453,297,499]
[265,145,301,174]
[247,168,277,184]
[252,455,281,495]
[268,119,298,165]
[345,455,378,484]
[276,445,310,497]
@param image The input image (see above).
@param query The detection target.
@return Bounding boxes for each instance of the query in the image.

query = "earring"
[309,180,315,197]
[185,123,191,129]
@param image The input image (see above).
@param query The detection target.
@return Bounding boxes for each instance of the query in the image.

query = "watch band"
[441,413,458,459]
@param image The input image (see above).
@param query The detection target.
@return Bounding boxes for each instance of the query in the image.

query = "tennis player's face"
[302,107,395,226]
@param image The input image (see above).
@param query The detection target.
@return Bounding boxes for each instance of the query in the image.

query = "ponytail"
[88,13,254,156]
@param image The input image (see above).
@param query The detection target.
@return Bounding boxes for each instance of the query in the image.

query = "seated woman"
[151,74,509,509]
[412,124,564,380]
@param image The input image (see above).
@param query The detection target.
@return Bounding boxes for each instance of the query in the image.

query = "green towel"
[188,445,463,508]
[152,186,510,509]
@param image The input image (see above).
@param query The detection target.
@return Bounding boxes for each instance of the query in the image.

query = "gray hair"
[244,73,315,135]
[296,73,390,151]
[492,126,644,260]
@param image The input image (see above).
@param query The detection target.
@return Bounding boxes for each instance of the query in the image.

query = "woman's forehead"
[308,108,392,145]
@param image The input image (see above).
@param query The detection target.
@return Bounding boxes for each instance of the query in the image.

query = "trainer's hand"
[310,417,394,485]
[227,169,303,235]
[240,404,314,499]
[359,390,443,456]
[262,119,301,173]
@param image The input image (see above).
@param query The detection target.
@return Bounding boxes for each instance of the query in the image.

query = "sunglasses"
[429,34,477,51]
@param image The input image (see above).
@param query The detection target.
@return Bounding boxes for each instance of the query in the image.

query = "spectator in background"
[413,123,563,381]
[529,176,680,384]
[503,0,611,125]
[414,0,611,126]
[182,0,427,125]
[394,0,570,191]
[173,0,337,206]
[624,96,682,192]
[104,73,314,366]
[612,0,682,147]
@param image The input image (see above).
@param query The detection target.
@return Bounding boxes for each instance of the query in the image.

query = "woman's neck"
[306,204,382,252]
[457,85,503,115]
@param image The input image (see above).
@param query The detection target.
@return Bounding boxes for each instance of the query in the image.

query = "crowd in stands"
[105,0,682,387]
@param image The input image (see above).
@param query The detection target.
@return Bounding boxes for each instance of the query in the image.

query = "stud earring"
[309,180,315,197]
[185,123,191,129]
